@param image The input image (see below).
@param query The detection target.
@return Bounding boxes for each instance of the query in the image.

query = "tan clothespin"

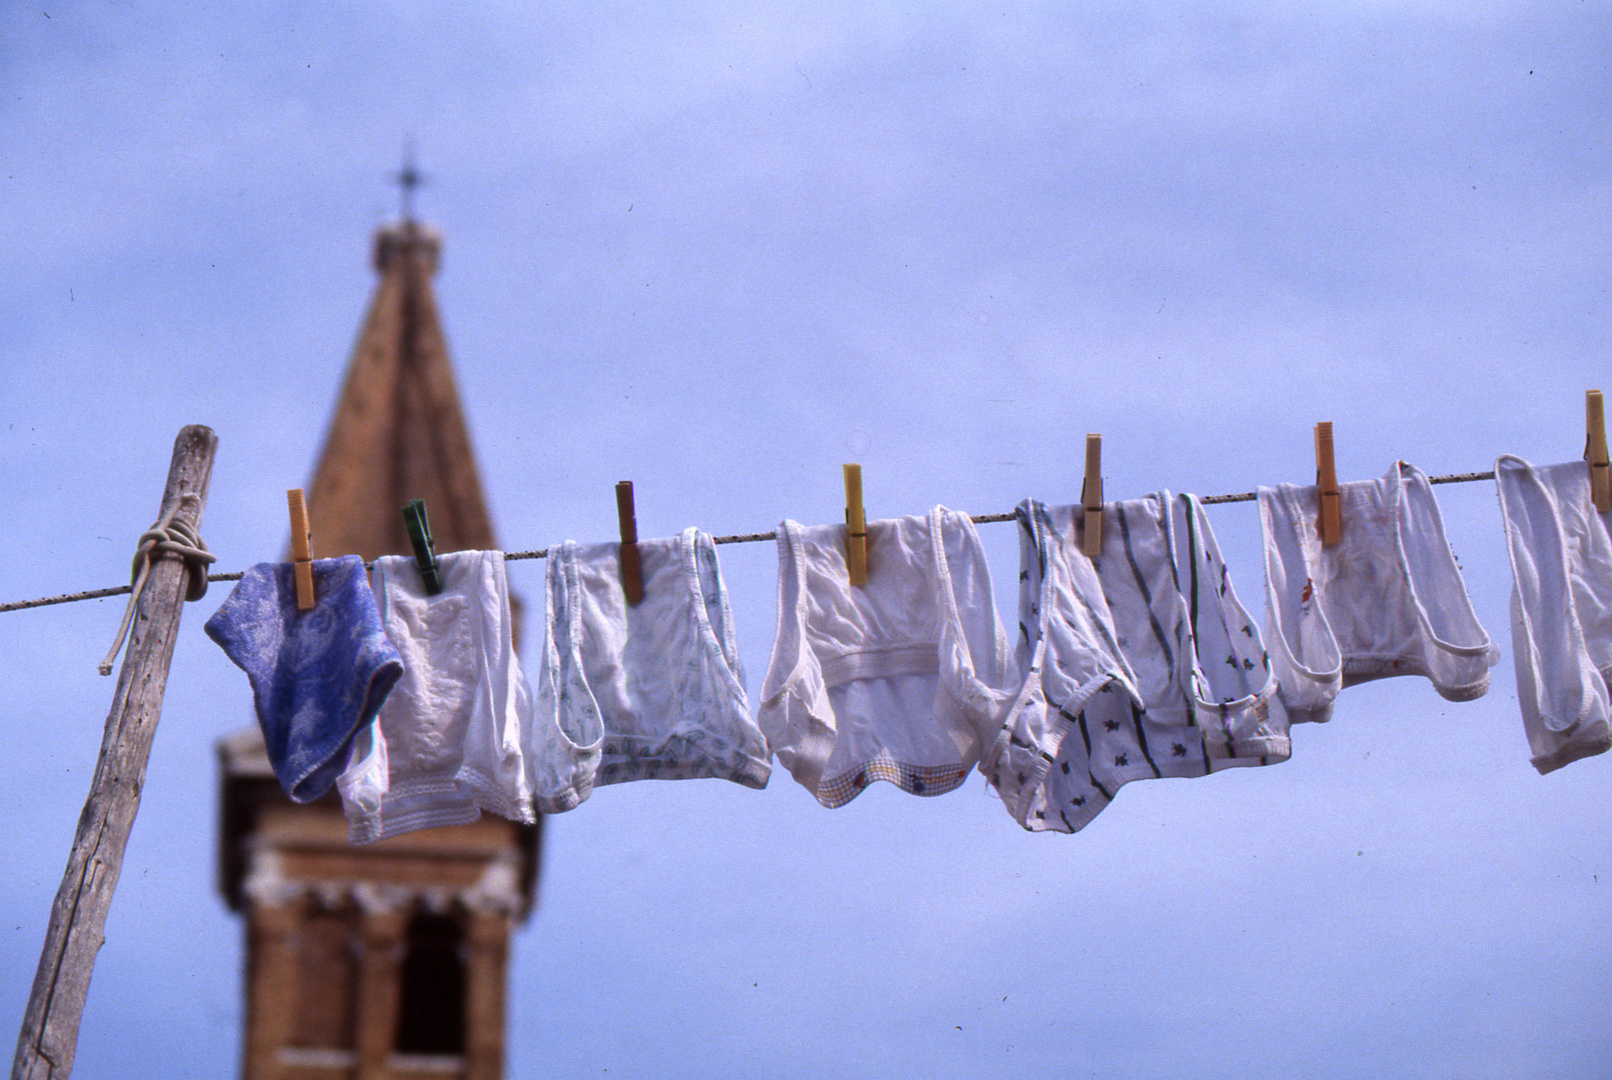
[1081,433,1104,558]
[844,463,868,587]
[1314,421,1342,545]
[287,488,315,610]
[1586,390,1611,513]
[616,481,644,605]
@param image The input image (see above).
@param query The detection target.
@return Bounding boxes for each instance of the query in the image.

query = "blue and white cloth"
[984,495,1289,834]
[205,555,403,802]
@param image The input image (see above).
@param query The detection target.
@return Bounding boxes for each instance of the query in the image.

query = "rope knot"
[98,494,216,676]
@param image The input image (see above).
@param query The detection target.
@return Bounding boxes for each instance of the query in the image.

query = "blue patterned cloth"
[206,555,403,802]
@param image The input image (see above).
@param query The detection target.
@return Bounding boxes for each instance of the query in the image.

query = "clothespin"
[616,481,644,605]
[1081,433,1104,558]
[287,488,316,610]
[843,463,868,587]
[1314,421,1342,545]
[1586,390,1611,513]
[402,498,443,596]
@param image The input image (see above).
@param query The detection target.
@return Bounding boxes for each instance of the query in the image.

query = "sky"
[2,1,1610,1076]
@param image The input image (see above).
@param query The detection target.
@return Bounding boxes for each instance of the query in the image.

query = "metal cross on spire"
[393,141,427,222]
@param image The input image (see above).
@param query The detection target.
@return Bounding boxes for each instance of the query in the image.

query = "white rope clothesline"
[0,468,1500,616]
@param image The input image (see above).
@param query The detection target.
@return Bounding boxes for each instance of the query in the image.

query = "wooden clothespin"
[287,488,316,610]
[1314,421,1342,545]
[1586,390,1611,513]
[1081,433,1104,558]
[616,481,644,606]
[844,463,868,587]
[402,498,443,596]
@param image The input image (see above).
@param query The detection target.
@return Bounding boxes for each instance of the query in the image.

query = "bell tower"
[218,198,539,1080]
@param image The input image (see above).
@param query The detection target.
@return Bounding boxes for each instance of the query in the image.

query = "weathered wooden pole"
[12,425,218,1080]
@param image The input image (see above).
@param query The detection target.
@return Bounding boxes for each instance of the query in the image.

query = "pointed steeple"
[302,217,498,562]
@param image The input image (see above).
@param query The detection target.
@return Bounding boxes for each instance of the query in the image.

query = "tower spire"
[393,140,426,222]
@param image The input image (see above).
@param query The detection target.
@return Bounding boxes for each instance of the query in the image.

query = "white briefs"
[759,507,1018,808]
[985,494,1289,833]
[528,528,770,813]
[338,550,534,843]
[1495,456,1612,773]
[1259,461,1497,724]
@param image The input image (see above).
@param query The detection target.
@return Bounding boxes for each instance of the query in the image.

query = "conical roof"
[302,219,497,562]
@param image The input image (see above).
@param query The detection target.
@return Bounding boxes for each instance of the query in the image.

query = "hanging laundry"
[338,550,534,842]
[1259,461,1498,724]
[985,495,1288,833]
[205,555,403,803]
[1494,456,1612,773]
[759,507,1018,807]
[527,528,768,812]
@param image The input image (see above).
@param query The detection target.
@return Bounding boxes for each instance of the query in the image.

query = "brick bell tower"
[218,192,540,1080]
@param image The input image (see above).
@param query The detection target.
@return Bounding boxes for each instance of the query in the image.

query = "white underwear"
[338,550,534,843]
[1260,461,1498,724]
[528,528,769,812]
[1495,455,1612,774]
[758,507,1018,808]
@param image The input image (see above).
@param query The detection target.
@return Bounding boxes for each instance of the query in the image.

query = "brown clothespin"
[1081,433,1104,558]
[616,481,644,605]
[843,463,868,586]
[287,488,315,610]
[1586,390,1611,513]
[1314,421,1342,545]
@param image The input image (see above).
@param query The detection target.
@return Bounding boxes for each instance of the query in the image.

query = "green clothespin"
[402,499,443,595]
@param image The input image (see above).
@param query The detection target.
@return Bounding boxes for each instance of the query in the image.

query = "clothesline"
[0,468,1500,615]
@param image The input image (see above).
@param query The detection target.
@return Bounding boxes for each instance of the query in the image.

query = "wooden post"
[12,425,218,1080]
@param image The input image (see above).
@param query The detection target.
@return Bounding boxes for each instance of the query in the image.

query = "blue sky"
[2,2,1610,1076]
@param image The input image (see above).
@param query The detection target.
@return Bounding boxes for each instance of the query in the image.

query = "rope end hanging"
[97,493,215,675]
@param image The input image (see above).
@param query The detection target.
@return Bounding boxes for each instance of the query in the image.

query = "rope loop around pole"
[97,493,217,676]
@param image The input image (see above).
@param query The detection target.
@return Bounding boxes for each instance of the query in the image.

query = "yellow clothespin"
[1081,433,1104,558]
[287,488,315,610]
[1586,390,1611,513]
[616,481,644,606]
[843,463,868,586]
[1314,421,1341,545]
